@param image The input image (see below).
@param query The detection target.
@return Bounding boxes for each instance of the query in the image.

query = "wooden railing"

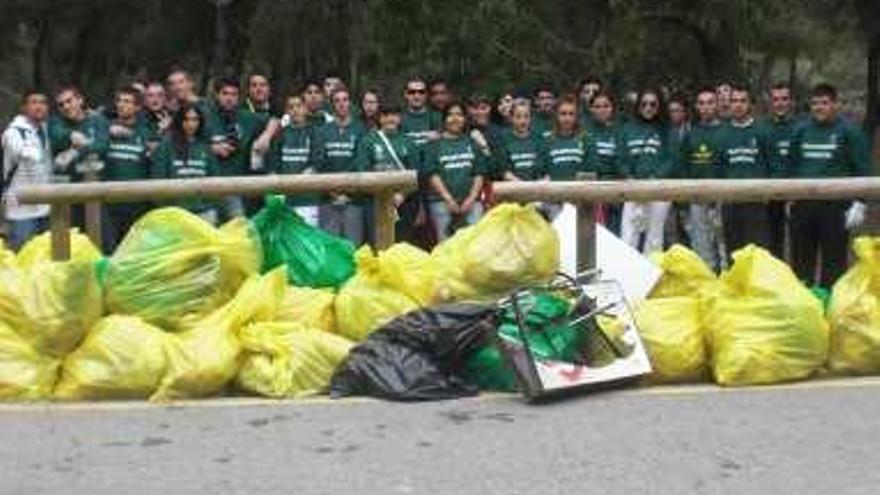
[15,171,417,260]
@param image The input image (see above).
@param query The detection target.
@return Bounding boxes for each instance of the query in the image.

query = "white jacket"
[2,115,52,220]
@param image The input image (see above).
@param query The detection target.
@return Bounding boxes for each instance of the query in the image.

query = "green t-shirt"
[499,129,548,181]
[714,120,771,179]
[680,121,723,179]
[150,136,218,212]
[790,117,872,178]
[268,124,319,206]
[532,112,554,140]
[104,120,151,181]
[48,112,111,182]
[354,130,415,172]
[585,123,622,179]
[619,120,673,179]
[205,105,271,177]
[424,135,488,202]
[760,114,804,178]
[311,118,367,173]
[401,109,442,148]
[542,132,588,180]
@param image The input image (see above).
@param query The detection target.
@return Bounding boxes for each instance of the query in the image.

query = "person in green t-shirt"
[584,90,624,234]
[761,82,800,260]
[358,89,381,131]
[790,83,873,287]
[618,89,673,255]
[714,85,773,257]
[242,74,275,116]
[150,104,219,224]
[499,100,548,182]
[425,102,488,241]
[541,95,588,182]
[267,93,319,226]
[679,87,725,270]
[103,86,153,250]
[303,79,334,128]
[205,77,276,220]
[312,86,368,245]
[49,85,110,231]
[532,84,556,140]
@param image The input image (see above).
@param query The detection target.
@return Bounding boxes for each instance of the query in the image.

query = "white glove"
[75,154,105,174]
[54,149,80,171]
[70,131,91,149]
[250,149,265,172]
[845,201,867,230]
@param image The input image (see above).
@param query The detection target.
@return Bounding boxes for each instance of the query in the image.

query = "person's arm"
[352,133,372,172]
[846,123,872,177]
[149,139,170,179]
[83,115,110,157]
[265,135,282,174]
[430,174,460,213]
[252,115,280,154]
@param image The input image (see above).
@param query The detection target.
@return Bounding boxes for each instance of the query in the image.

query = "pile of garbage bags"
[4,192,880,403]
[0,199,561,401]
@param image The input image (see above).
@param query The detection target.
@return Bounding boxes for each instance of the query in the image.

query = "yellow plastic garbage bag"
[237,322,354,398]
[335,246,420,341]
[828,237,880,374]
[433,203,559,301]
[15,229,101,269]
[275,286,337,334]
[0,240,16,268]
[0,260,103,358]
[0,321,59,400]
[634,297,707,383]
[54,316,169,400]
[104,208,261,331]
[707,246,829,386]
[376,243,440,306]
[151,268,286,402]
[649,244,717,299]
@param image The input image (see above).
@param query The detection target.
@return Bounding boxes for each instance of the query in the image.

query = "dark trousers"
[767,201,787,261]
[722,203,770,260]
[103,203,149,253]
[790,201,849,288]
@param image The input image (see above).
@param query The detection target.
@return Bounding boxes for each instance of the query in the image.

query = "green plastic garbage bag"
[465,292,583,391]
[252,195,356,290]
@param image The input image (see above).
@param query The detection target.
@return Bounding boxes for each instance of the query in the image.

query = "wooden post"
[84,170,102,248]
[50,203,71,261]
[373,191,396,249]
[575,172,597,272]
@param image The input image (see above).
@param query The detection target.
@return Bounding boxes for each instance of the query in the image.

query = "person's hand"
[470,129,488,150]
[845,201,867,230]
[393,193,405,207]
[109,125,134,138]
[211,143,235,158]
[445,199,461,215]
[158,114,173,132]
[461,197,477,213]
[425,130,441,142]
[252,134,272,154]
[54,149,79,171]
[69,131,90,149]
[332,193,351,205]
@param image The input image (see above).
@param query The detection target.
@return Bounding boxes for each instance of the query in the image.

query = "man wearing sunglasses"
[401,77,442,149]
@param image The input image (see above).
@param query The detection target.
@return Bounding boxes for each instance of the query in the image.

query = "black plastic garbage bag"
[329,304,497,401]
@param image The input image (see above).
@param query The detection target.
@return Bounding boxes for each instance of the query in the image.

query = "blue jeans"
[6,216,49,250]
[429,201,483,242]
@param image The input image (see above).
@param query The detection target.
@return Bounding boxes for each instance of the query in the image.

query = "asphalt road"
[2,378,880,495]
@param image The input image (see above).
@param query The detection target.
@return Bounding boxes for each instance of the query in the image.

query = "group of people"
[0,69,873,287]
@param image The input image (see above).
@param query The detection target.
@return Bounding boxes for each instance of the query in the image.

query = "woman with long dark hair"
[424,101,489,240]
[618,88,675,254]
[150,103,219,223]
[359,89,381,130]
